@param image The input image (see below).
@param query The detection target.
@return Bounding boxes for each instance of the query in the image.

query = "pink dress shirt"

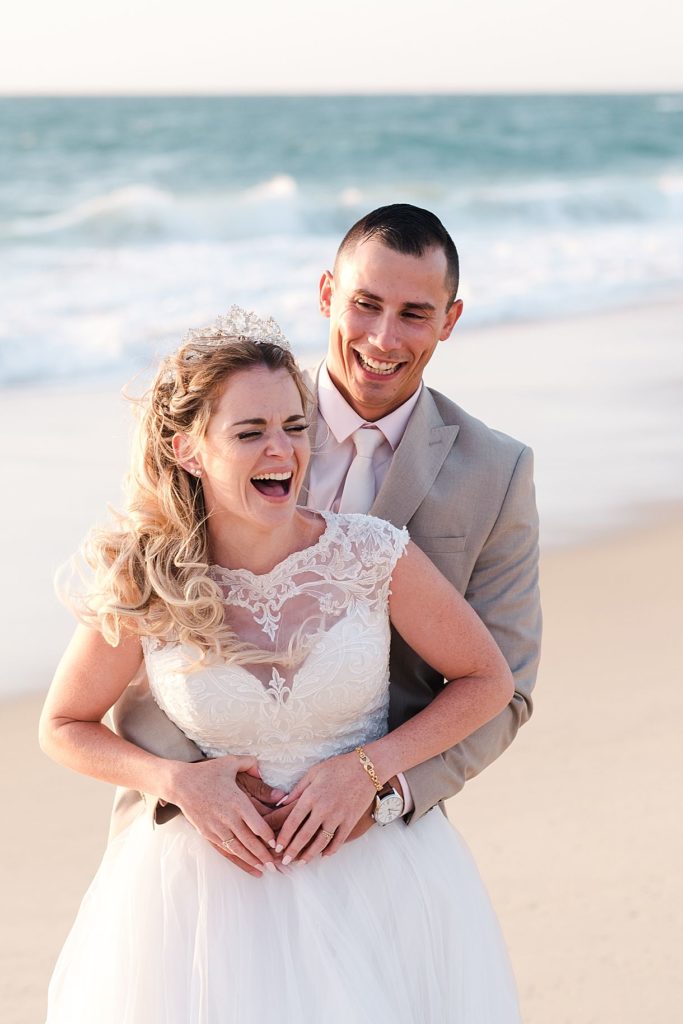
[308,362,423,512]
[306,362,423,814]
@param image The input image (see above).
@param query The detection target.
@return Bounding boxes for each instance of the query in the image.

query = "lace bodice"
[143,512,408,791]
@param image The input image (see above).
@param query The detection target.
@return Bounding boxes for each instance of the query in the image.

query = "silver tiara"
[183,305,290,351]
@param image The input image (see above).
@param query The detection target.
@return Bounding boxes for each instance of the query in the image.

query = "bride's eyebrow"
[231,414,307,427]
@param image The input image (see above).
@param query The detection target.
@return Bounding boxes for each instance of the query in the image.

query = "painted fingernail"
[275,796,289,807]
[268,839,276,849]
[275,844,284,853]
[282,855,292,866]
[265,862,276,872]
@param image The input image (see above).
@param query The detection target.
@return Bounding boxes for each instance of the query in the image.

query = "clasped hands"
[169,751,381,878]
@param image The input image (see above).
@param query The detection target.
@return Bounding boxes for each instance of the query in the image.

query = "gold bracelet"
[355,746,383,793]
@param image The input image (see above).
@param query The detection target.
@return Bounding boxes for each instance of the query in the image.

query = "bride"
[40,309,520,1022]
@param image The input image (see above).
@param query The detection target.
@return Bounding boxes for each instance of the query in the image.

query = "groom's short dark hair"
[335,204,460,307]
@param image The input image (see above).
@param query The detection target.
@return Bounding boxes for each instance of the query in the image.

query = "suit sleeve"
[403,445,542,821]
[108,670,206,839]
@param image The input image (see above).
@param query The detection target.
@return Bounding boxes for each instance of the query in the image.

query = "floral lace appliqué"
[143,513,408,791]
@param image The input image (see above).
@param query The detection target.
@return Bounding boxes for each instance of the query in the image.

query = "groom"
[111,204,541,858]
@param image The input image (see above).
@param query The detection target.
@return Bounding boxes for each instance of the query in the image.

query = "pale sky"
[2,0,682,95]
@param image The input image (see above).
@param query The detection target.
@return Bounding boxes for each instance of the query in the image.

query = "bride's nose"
[264,430,294,457]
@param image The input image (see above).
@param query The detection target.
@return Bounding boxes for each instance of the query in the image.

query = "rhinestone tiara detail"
[182,305,290,352]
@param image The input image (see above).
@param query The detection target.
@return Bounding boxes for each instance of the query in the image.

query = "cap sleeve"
[334,513,409,607]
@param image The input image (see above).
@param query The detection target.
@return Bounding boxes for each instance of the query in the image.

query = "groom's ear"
[439,298,464,341]
[319,270,334,318]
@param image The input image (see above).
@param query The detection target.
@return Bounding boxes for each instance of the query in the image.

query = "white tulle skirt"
[46,808,520,1023]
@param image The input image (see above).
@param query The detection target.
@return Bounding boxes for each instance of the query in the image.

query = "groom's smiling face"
[319,237,462,421]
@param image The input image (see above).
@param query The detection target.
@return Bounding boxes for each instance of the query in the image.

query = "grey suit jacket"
[109,380,541,836]
[366,386,540,817]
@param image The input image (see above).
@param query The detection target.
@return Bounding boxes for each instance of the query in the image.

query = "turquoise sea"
[1,93,682,385]
[1,94,682,552]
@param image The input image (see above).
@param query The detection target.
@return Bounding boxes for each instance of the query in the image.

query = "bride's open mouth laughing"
[250,471,293,499]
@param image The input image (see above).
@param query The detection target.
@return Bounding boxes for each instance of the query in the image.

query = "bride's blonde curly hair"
[74,325,310,663]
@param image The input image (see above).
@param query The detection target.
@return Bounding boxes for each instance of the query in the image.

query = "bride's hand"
[168,755,278,873]
[275,753,377,864]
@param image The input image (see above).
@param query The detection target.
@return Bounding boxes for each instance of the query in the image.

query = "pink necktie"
[338,427,384,513]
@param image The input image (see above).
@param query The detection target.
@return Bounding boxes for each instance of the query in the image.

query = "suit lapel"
[370,388,460,527]
[302,369,460,525]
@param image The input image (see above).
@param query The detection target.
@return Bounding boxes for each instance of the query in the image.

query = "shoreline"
[2,510,683,1021]
[2,294,683,699]
[2,286,682,396]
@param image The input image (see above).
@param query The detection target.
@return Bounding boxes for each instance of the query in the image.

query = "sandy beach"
[3,514,682,1023]
[1,303,682,1022]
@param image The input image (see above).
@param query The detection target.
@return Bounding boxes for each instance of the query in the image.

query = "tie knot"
[352,426,383,458]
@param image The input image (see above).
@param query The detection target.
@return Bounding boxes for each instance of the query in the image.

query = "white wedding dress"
[46,512,520,1023]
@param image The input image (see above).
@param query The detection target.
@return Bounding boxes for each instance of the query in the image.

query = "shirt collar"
[318,362,423,451]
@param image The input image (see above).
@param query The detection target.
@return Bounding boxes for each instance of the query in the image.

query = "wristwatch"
[355,746,405,826]
[372,782,405,826]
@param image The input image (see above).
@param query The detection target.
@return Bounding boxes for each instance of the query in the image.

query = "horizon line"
[1,87,682,100]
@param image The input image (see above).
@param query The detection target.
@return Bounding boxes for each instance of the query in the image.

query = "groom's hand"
[236,772,300,833]
[237,771,298,834]
[236,771,285,809]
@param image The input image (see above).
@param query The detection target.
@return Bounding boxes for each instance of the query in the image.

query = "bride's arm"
[39,626,277,872]
[276,541,513,862]
[366,540,514,783]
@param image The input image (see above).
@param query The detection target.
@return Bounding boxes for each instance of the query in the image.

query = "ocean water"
[1,94,682,385]
[1,94,682,546]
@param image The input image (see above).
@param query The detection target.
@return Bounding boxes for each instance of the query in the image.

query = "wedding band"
[221,836,237,851]
[321,829,335,841]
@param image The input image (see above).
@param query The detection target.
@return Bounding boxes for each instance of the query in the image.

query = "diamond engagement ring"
[321,829,335,841]
[220,836,237,851]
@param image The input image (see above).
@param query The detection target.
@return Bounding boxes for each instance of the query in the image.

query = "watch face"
[374,792,404,825]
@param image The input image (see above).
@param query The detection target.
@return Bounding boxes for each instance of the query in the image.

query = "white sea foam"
[10,185,175,238]
[7,168,683,247]
[1,94,682,555]
[657,173,683,197]
[2,210,682,389]
[242,174,298,200]
[6,178,312,244]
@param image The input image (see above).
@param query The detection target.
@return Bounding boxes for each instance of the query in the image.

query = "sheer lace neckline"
[143,515,408,786]
[209,509,334,584]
